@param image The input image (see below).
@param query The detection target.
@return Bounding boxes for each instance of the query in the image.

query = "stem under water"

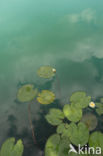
[28,102,37,145]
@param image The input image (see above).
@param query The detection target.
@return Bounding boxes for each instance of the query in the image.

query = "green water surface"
[0,0,103,155]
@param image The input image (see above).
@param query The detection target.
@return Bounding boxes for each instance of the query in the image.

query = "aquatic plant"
[81,113,98,131]
[14,66,103,155]
[63,104,82,122]
[17,84,38,102]
[45,108,64,125]
[17,84,38,145]
[89,132,103,153]
[95,102,103,115]
[56,123,67,134]
[70,91,91,109]
[68,122,89,146]
[56,123,70,138]
[37,90,55,104]
[0,138,24,156]
[45,134,70,156]
[37,66,56,79]
[45,134,60,156]
[37,65,62,99]
[89,101,96,108]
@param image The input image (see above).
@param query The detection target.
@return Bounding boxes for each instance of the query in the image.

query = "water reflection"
[0,0,103,155]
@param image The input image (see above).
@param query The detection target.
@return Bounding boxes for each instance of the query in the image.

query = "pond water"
[0,0,103,155]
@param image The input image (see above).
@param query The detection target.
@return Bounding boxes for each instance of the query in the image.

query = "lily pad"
[56,123,70,135]
[17,84,38,102]
[58,137,70,156]
[45,134,60,156]
[63,104,82,122]
[81,113,98,131]
[0,138,24,156]
[45,109,64,126]
[56,123,66,134]
[37,90,55,104]
[68,122,89,146]
[70,91,91,109]
[100,98,103,103]
[89,132,103,152]
[45,134,70,156]
[95,103,103,115]
[37,66,56,78]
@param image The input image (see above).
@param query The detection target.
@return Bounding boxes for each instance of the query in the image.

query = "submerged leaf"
[0,138,24,156]
[81,113,98,131]
[45,109,64,126]
[37,90,55,104]
[37,66,56,78]
[70,91,91,109]
[17,84,38,102]
[63,104,82,122]
[89,132,103,153]
[68,122,89,146]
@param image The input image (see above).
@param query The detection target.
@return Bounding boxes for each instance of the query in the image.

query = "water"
[0,0,103,155]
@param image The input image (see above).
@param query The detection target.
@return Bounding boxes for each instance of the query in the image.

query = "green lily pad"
[17,84,38,102]
[0,138,24,156]
[56,123,66,134]
[100,98,103,103]
[68,122,89,146]
[37,66,56,78]
[45,134,70,156]
[89,132,103,152]
[95,103,103,115]
[45,109,64,126]
[58,137,70,156]
[45,134,60,156]
[56,123,69,134]
[37,90,55,104]
[70,91,91,109]
[81,113,98,131]
[63,104,82,122]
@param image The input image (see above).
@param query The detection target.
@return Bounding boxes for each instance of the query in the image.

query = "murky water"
[0,0,103,155]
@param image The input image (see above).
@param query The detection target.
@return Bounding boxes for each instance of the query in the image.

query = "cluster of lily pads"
[1,65,103,156]
[44,90,103,156]
[17,66,56,104]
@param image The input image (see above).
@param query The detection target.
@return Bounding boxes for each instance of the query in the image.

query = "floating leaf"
[95,103,103,115]
[17,84,38,102]
[70,91,91,109]
[56,123,70,136]
[45,134,60,156]
[56,123,66,134]
[58,137,70,156]
[0,138,24,156]
[45,109,64,126]
[89,132,103,153]
[100,98,103,103]
[37,66,56,78]
[37,90,55,104]
[81,113,98,131]
[63,104,82,122]
[68,122,89,146]
[45,134,70,156]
